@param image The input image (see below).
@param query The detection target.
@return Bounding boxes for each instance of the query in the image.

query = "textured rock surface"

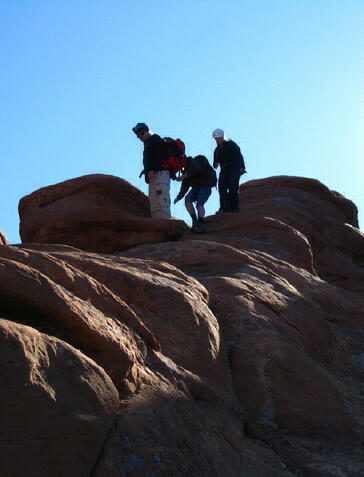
[19,174,188,252]
[0,244,292,477]
[1,175,362,476]
[186,176,364,292]
[0,319,119,477]
[121,176,364,476]
[237,177,363,292]
[0,228,8,245]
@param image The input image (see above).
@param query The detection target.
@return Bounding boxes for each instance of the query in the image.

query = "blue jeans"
[185,187,211,206]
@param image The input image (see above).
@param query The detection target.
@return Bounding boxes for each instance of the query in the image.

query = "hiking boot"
[193,219,204,234]
[192,223,203,233]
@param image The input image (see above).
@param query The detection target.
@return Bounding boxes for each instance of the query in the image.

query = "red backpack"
[161,137,186,180]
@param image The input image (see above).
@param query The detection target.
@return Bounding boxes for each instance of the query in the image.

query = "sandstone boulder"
[0,243,296,477]
[0,243,228,388]
[0,228,8,245]
[235,176,363,290]
[92,349,295,477]
[19,174,188,252]
[2,174,362,476]
[0,319,119,477]
[121,175,364,476]
[171,176,363,293]
[122,239,362,432]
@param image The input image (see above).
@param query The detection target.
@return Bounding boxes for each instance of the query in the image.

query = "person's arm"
[238,147,246,173]
[213,147,219,169]
[231,141,246,173]
[174,178,190,204]
[176,172,188,182]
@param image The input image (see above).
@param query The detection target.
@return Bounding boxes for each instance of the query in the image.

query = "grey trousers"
[148,170,171,219]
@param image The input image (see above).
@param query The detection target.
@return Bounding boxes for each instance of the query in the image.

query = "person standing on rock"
[212,128,246,213]
[174,155,216,233]
[133,122,171,219]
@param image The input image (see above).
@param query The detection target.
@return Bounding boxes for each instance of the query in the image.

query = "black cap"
[132,123,149,135]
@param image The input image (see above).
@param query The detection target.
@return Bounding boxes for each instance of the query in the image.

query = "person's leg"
[196,189,210,219]
[185,189,198,227]
[194,187,211,233]
[219,167,228,212]
[226,164,240,212]
[196,204,205,219]
[217,172,224,212]
[149,171,171,219]
[148,185,158,216]
[185,199,196,217]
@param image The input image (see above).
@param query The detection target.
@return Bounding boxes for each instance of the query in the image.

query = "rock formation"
[0,228,8,245]
[19,174,188,252]
[0,174,362,476]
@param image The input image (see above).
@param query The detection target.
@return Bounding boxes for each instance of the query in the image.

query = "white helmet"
[212,128,224,138]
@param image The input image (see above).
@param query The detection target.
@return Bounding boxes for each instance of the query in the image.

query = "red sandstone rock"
[0,253,141,389]
[19,174,188,252]
[9,243,226,386]
[235,176,363,291]
[0,243,230,388]
[0,319,119,477]
[93,349,294,477]
[122,199,363,476]
[0,228,8,245]
[122,238,363,437]
[173,176,363,293]
[1,175,362,476]
[241,176,359,227]
[0,243,295,477]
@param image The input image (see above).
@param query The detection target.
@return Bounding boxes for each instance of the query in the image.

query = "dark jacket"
[143,134,167,179]
[175,156,213,203]
[213,139,245,170]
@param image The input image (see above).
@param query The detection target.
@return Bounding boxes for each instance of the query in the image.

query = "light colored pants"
[148,170,171,219]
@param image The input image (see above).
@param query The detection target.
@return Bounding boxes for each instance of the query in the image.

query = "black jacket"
[213,139,245,170]
[143,134,167,177]
[174,156,213,203]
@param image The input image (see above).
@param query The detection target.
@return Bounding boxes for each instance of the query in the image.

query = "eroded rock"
[0,319,119,477]
[0,228,8,245]
[2,174,362,476]
[19,174,188,252]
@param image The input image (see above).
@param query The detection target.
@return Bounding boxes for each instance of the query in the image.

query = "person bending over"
[174,155,215,233]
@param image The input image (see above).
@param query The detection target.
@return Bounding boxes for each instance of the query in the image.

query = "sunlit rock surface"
[0,228,8,245]
[1,175,362,476]
[19,174,187,252]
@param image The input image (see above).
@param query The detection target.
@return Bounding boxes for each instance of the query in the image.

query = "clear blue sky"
[1,1,363,244]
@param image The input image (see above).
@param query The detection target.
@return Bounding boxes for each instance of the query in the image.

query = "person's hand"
[173,198,179,204]
[240,169,247,175]
[148,171,154,180]
[213,163,218,169]
[176,172,187,182]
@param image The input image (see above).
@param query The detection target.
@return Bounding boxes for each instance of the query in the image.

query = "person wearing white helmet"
[212,128,246,213]
[212,128,225,141]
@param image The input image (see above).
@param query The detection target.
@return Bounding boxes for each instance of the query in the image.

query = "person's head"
[132,123,149,142]
[212,128,225,145]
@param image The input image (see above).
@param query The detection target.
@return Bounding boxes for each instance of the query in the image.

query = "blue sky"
[1,1,363,244]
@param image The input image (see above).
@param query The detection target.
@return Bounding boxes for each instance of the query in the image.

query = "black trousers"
[218,163,241,212]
